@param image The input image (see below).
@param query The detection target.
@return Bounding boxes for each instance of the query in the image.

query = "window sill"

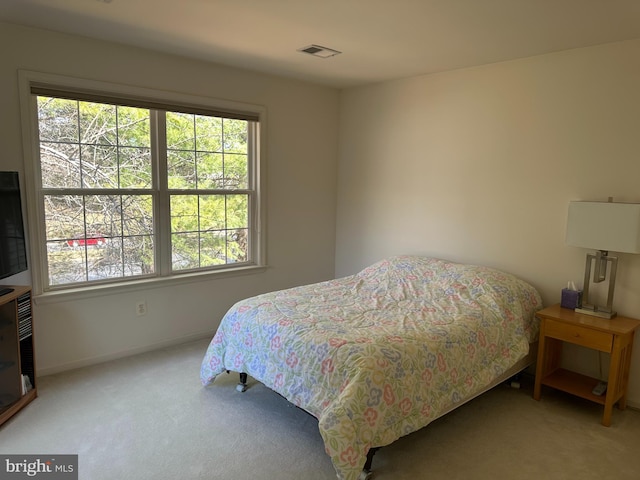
[33,264,268,305]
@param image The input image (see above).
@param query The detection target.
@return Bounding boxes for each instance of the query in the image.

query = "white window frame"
[18,71,266,300]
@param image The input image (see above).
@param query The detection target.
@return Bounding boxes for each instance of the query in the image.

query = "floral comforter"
[200,256,542,480]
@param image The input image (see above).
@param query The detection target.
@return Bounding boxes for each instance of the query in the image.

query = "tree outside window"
[34,94,258,289]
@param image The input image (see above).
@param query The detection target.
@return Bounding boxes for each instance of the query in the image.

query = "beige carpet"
[1,338,639,480]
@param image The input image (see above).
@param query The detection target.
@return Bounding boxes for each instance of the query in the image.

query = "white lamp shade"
[566,201,640,254]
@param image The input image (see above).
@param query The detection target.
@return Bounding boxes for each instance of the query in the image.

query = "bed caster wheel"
[508,373,521,389]
[358,470,373,480]
[236,372,248,392]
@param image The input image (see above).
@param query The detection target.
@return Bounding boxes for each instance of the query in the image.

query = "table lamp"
[565,200,640,319]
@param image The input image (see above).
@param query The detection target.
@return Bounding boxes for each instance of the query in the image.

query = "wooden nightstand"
[533,304,640,426]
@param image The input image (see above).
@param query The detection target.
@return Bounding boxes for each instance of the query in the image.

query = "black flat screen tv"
[0,171,28,280]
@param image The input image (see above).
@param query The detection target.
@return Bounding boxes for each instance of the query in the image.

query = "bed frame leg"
[236,372,248,392]
[509,373,522,389]
[358,447,379,479]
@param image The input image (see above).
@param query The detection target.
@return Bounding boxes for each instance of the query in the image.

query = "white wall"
[336,39,640,406]
[0,23,339,374]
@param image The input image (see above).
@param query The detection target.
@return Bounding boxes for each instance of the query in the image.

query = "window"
[23,77,263,292]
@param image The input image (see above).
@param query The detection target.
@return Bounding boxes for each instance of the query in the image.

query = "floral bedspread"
[200,256,542,480]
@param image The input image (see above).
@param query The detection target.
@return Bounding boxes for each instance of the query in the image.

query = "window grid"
[33,92,258,291]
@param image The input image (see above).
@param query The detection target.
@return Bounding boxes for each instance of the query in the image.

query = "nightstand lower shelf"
[540,368,607,405]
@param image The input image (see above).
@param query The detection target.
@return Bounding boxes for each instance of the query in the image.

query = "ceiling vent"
[298,44,342,58]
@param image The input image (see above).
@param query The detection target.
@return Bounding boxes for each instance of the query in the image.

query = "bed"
[200,255,543,480]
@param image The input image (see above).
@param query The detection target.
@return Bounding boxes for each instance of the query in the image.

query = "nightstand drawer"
[545,320,613,352]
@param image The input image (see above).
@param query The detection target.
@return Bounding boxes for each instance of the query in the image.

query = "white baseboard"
[37,330,215,377]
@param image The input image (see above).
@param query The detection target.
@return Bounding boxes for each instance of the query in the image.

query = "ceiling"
[2,0,640,88]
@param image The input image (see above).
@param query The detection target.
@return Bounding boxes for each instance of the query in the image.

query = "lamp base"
[575,307,617,319]
[578,251,618,320]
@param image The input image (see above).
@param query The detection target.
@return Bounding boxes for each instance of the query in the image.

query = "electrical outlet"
[136,301,147,316]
